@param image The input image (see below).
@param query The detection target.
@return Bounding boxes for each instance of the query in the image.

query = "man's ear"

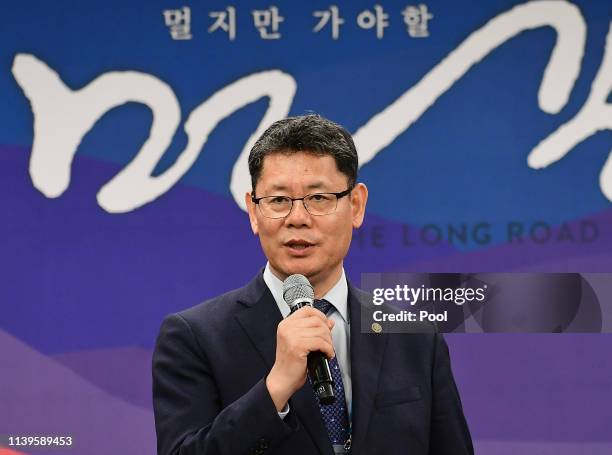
[245,192,259,235]
[350,183,368,229]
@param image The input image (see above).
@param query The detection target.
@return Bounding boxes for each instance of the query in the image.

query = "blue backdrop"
[1,1,611,453]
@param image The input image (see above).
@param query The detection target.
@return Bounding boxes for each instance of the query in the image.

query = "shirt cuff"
[277,402,290,419]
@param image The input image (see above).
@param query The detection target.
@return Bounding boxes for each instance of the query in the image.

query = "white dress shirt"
[263,263,352,419]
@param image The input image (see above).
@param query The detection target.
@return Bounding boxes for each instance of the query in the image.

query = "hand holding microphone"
[265,274,336,411]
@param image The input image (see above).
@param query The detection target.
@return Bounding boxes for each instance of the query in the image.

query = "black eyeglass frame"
[251,187,353,218]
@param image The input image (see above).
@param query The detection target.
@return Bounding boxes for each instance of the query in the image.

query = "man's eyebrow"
[266,181,328,192]
[268,183,289,192]
[306,182,326,190]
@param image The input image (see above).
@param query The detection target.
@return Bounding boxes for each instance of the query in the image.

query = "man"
[153,114,473,454]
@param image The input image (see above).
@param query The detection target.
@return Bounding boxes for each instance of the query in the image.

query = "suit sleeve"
[428,333,474,455]
[152,313,299,455]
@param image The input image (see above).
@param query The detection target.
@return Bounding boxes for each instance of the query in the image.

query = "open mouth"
[285,240,315,251]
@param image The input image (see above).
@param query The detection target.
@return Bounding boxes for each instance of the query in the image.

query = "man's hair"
[248,114,358,194]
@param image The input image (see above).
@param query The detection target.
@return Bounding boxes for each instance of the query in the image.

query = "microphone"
[282,274,335,405]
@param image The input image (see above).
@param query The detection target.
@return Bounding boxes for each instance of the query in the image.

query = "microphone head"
[282,274,314,308]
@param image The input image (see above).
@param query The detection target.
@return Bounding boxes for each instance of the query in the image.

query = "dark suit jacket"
[153,272,473,455]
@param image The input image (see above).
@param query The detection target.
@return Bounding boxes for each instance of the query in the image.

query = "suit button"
[258,438,269,450]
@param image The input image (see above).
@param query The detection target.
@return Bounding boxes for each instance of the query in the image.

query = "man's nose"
[285,199,311,226]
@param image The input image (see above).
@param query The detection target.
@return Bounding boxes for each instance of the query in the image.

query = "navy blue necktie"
[313,299,350,450]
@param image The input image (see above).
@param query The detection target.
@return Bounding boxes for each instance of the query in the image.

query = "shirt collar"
[263,262,349,323]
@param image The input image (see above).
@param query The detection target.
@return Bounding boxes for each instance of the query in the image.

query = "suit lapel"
[348,282,388,453]
[234,273,333,455]
[234,274,280,369]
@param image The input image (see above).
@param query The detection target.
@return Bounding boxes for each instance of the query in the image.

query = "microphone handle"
[289,301,336,405]
[307,351,335,405]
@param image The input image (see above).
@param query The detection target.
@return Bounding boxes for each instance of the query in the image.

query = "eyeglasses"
[251,188,353,219]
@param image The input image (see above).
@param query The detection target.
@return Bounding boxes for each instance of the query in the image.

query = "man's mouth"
[285,240,315,250]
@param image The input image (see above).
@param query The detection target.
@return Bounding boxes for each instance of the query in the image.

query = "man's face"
[246,151,367,290]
